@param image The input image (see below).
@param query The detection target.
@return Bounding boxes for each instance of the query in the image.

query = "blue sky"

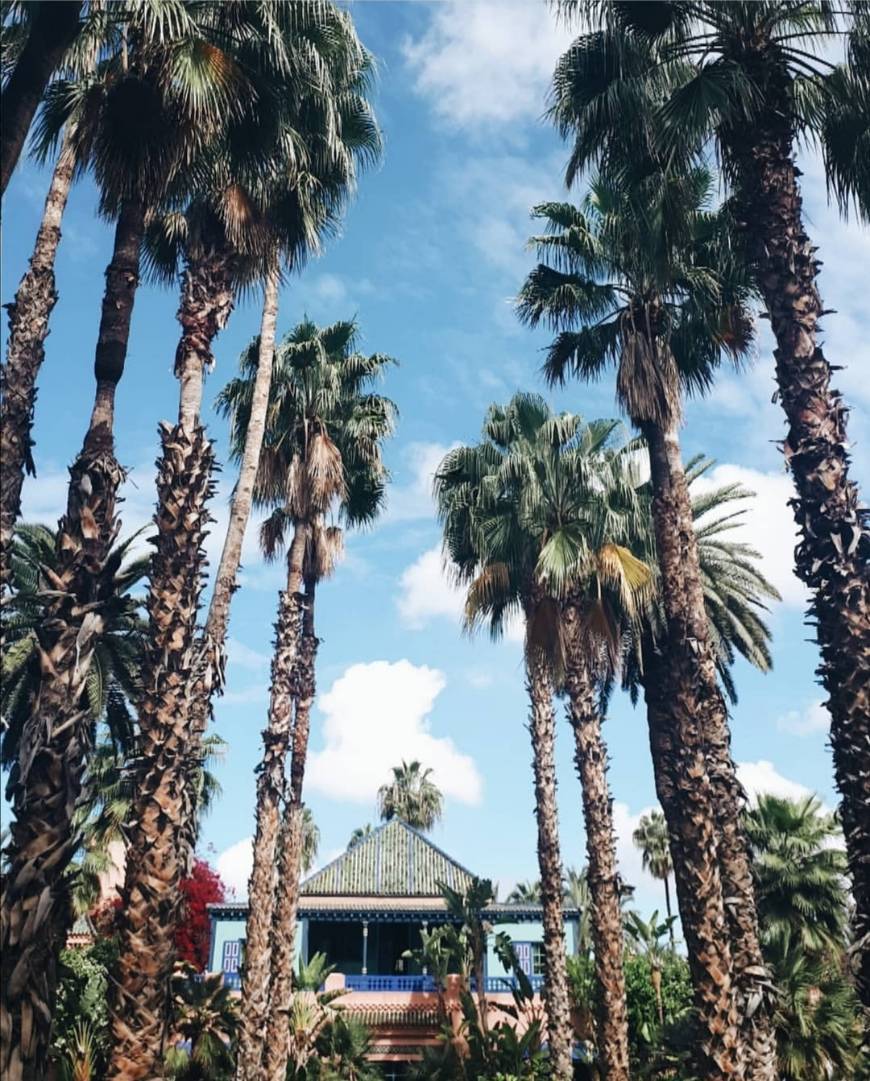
[3,1,867,916]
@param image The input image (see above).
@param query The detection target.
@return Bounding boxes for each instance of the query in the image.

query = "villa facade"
[208,819,581,1073]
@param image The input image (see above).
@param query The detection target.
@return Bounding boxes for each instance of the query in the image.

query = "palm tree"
[1,124,76,598]
[167,966,240,1081]
[219,317,396,1081]
[300,809,320,876]
[106,10,381,1075]
[633,812,675,945]
[563,868,592,957]
[438,398,647,1080]
[377,761,445,831]
[0,523,145,1077]
[624,910,677,1028]
[0,0,81,194]
[552,2,870,1011]
[439,400,650,1081]
[0,16,245,1076]
[195,4,383,790]
[746,795,848,959]
[517,173,771,1080]
[0,3,109,598]
[507,881,542,904]
[745,794,861,1079]
[347,824,373,850]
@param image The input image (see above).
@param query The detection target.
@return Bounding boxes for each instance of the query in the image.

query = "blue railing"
[345,974,437,992]
[222,971,544,994]
[481,975,545,993]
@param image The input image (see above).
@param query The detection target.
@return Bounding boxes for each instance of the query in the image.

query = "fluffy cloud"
[777,699,829,737]
[397,546,465,629]
[736,760,813,805]
[403,1,574,130]
[386,441,458,523]
[396,545,524,642]
[691,462,806,608]
[307,660,483,806]
[216,837,252,898]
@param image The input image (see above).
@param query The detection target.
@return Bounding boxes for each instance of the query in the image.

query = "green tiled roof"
[301,819,476,897]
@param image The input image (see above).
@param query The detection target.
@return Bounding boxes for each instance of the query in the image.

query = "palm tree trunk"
[106,245,235,1081]
[642,420,778,1081]
[0,1,81,196]
[563,605,629,1081]
[187,264,281,779]
[524,636,573,1081]
[663,876,674,948]
[235,526,308,1081]
[640,422,740,1080]
[1,128,76,598]
[726,113,870,1012]
[263,577,319,1081]
[0,196,144,1081]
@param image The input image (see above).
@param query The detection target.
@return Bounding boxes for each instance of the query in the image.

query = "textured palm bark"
[0,1,81,196]
[106,245,235,1080]
[107,423,216,1080]
[235,529,308,1081]
[263,580,319,1081]
[563,607,629,1081]
[525,642,574,1081]
[188,265,281,779]
[641,421,743,1081]
[0,129,76,598]
[0,199,143,1081]
[724,86,870,1011]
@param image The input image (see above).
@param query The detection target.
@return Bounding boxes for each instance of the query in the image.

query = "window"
[513,941,545,978]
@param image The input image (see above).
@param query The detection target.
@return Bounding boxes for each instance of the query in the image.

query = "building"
[208,819,581,1073]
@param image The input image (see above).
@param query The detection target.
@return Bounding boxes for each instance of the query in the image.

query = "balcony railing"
[345,974,437,992]
[220,971,545,994]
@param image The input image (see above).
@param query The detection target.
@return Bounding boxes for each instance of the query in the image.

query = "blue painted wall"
[209,912,579,979]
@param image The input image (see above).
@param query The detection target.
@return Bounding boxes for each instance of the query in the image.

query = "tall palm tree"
[0,0,81,194]
[377,760,445,831]
[552,1,870,1009]
[194,5,383,790]
[0,522,145,1079]
[437,397,645,1080]
[0,3,110,598]
[218,317,396,1081]
[300,808,320,876]
[517,173,772,1080]
[0,15,248,1077]
[106,10,381,1076]
[1,124,76,598]
[632,811,675,945]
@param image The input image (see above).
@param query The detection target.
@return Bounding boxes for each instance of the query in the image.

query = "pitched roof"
[300,818,476,897]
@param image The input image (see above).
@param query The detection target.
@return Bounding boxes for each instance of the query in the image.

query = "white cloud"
[736,760,813,805]
[226,638,270,672]
[403,1,574,130]
[307,659,483,806]
[691,462,806,608]
[386,441,458,523]
[396,544,524,642]
[777,699,829,737]
[397,546,465,629]
[216,837,252,898]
